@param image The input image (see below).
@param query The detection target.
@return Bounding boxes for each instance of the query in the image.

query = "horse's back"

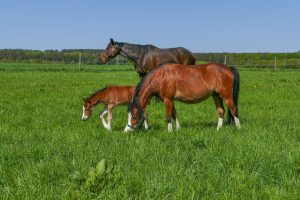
[155,47,195,64]
[102,86,135,105]
[142,47,195,72]
[152,63,233,102]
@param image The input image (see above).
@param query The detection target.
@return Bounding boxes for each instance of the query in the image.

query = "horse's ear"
[110,38,115,45]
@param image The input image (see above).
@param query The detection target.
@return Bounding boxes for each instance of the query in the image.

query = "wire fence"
[198,54,300,69]
[0,60,300,72]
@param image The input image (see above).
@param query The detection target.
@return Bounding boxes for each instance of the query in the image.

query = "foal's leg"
[223,96,241,129]
[106,104,114,131]
[212,94,225,130]
[172,105,180,130]
[164,98,174,132]
[99,106,108,129]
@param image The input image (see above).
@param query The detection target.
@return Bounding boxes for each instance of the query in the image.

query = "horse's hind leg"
[164,98,174,132]
[223,96,241,129]
[212,93,225,130]
[99,106,108,129]
[172,105,180,130]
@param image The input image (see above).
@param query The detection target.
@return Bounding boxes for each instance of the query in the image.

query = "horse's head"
[99,38,121,63]
[124,101,145,132]
[82,98,94,121]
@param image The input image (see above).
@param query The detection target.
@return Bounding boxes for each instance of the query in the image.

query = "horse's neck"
[119,43,144,64]
[90,92,103,106]
[139,86,153,110]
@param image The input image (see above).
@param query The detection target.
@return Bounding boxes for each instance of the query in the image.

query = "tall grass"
[0,64,299,199]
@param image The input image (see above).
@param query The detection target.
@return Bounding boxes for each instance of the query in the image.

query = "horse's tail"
[227,66,240,124]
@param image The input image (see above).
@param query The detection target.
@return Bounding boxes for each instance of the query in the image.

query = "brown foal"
[82,86,148,131]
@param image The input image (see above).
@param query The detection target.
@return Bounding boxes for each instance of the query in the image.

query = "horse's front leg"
[106,104,114,131]
[99,106,108,129]
[164,98,174,132]
[144,112,149,130]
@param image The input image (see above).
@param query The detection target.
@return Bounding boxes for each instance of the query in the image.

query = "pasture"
[0,63,300,199]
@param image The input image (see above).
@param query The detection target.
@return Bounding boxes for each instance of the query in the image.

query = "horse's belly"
[174,90,212,103]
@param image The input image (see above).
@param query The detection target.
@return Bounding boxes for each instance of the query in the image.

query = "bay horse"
[82,86,148,131]
[99,38,195,76]
[124,63,240,132]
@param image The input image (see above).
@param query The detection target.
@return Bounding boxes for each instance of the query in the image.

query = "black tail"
[227,66,240,124]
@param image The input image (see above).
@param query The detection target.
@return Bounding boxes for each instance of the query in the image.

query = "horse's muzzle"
[99,54,108,64]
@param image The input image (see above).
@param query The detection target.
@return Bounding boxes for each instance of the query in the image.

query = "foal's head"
[99,38,121,63]
[82,98,94,121]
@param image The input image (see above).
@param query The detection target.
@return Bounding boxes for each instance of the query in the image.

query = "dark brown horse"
[82,86,148,131]
[99,38,195,76]
[124,63,240,132]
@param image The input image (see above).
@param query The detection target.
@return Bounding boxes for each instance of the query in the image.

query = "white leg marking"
[175,118,180,130]
[106,110,112,131]
[234,116,241,129]
[144,119,149,130]
[168,120,173,132]
[82,106,88,121]
[217,117,223,130]
[99,109,108,129]
[124,112,133,132]
[124,125,133,132]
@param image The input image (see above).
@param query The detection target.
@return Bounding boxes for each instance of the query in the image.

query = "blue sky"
[0,0,299,52]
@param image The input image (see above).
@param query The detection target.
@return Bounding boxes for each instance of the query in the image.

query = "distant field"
[0,62,134,72]
[0,63,300,199]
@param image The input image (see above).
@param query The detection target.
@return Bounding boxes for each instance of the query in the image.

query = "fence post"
[79,52,82,71]
[224,54,227,65]
[274,56,277,70]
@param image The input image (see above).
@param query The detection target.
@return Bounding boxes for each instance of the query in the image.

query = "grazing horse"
[99,38,195,76]
[82,86,148,131]
[124,63,240,132]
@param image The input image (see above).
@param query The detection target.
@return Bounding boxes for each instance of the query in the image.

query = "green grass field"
[0,63,300,199]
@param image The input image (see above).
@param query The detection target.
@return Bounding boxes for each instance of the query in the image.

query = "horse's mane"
[117,42,157,53]
[130,73,149,116]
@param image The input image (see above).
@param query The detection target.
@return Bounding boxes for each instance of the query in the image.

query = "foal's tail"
[227,66,240,124]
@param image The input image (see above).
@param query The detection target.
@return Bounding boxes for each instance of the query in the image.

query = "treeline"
[1,49,300,67]
[0,49,100,64]
[0,49,128,65]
